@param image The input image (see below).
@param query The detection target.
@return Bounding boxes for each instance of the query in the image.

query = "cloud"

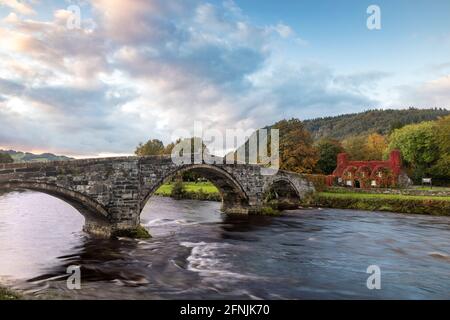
[0,0,393,156]
[0,77,25,95]
[0,0,36,15]
[334,71,391,92]
[245,63,383,119]
[397,75,450,108]
[1,10,109,81]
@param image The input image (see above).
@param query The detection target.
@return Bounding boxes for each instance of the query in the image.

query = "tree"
[272,119,318,173]
[171,179,186,200]
[135,139,165,156]
[342,135,369,160]
[388,121,440,182]
[389,120,404,134]
[428,115,450,181]
[428,154,450,180]
[0,153,13,164]
[162,140,179,155]
[315,139,344,174]
[366,133,388,160]
[435,115,450,154]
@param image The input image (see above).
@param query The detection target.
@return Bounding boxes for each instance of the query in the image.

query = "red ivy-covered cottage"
[326,150,411,188]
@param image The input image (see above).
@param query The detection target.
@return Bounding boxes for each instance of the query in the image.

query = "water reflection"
[0,190,450,299]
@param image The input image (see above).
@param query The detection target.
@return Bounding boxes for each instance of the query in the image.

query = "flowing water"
[0,189,450,299]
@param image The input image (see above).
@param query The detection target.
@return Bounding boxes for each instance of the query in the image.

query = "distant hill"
[303,108,450,141]
[0,150,73,163]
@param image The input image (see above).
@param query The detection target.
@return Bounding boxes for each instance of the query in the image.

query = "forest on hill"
[134,108,449,185]
[226,108,450,185]
[0,150,73,163]
[303,108,449,141]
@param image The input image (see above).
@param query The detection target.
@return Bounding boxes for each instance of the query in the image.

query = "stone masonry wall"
[0,156,314,236]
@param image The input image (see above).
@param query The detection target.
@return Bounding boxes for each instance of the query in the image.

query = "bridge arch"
[140,164,250,213]
[0,181,109,224]
[263,177,302,210]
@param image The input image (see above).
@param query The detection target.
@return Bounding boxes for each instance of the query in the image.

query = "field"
[155,182,219,196]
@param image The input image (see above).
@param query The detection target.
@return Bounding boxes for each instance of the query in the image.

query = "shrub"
[171,180,185,199]
[309,193,450,216]
[303,174,328,191]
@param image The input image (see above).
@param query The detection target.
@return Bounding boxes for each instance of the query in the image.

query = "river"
[0,189,449,299]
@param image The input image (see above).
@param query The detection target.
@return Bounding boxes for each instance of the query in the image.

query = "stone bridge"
[0,156,314,237]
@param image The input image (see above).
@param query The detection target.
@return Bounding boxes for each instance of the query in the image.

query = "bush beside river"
[304,192,450,216]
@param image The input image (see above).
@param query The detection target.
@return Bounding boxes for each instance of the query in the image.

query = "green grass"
[306,191,450,215]
[318,192,450,202]
[412,186,450,192]
[155,182,219,196]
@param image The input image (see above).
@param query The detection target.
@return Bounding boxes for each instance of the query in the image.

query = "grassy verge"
[304,191,450,216]
[319,191,450,202]
[0,287,21,300]
[412,186,450,192]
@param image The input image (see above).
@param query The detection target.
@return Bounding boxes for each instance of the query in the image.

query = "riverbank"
[303,191,450,216]
[154,182,450,216]
[328,186,450,197]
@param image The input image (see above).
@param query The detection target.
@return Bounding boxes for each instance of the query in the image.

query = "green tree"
[388,121,440,182]
[435,115,450,154]
[366,133,388,160]
[428,154,450,179]
[135,139,165,156]
[0,153,13,164]
[428,115,450,181]
[272,119,318,173]
[315,139,344,174]
[171,179,186,200]
[342,135,369,160]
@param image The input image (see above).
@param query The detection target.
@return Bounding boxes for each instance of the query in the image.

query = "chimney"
[389,150,402,175]
[337,153,348,167]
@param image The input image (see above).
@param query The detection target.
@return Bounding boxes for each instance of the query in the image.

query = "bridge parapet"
[0,156,314,237]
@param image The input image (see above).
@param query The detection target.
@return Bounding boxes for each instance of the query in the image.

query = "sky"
[0,0,449,157]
